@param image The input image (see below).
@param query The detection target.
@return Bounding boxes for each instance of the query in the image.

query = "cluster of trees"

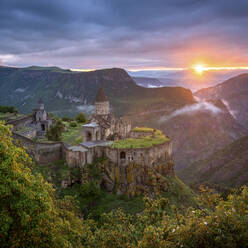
[0,105,18,113]
[1,122,248,247]
[46,113,87,141]
[62,113,87,124]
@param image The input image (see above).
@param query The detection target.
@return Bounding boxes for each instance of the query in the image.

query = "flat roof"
[82,122,99,128]
[68,146,88,152]
[80,140,113,148]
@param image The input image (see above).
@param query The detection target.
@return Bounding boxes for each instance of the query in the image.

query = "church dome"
[94,88,108,103]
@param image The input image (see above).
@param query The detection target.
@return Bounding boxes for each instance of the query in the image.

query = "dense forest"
[1,121,248,247]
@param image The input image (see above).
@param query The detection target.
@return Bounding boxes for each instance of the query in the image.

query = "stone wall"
[34,142,64,165]
[8,116,32,131]
[12,132,64,165]
[12,132,36,156]
[105,141,172,167]
[95,101,110,115]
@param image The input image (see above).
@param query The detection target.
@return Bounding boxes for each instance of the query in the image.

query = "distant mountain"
[0,66,194,117]
[129,99,248,170]
[129,69,248,92]
[132,76,176,88]
[178,136,248,187]
[195,73,248,128]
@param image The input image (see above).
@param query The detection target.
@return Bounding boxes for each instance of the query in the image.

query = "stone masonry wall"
[12,132,64,165]
[7,116,32,131]
[105,141,172,167]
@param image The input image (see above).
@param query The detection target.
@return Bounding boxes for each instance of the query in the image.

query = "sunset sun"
[193,64,205,74]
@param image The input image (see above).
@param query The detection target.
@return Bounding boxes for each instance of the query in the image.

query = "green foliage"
[62,116,74,122]
[111,129,170,149]
[80,186,248,248]
[61,121,82,145]
[131,127,155,132]
[0,105,18,113]
[46,120,64,141]
[69,121,77,127]
[0,122,84,247]
[75,113,87,123]
[2,121,248,247]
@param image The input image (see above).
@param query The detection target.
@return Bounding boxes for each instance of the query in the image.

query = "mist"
[160,98,222,122]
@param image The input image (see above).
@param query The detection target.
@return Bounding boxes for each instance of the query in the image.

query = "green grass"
[60,183,145,220]
[0,112,23,120]
[111,129,169,149]
[61,122,83,145]
[131,127,155,132]
[162,175,199,210]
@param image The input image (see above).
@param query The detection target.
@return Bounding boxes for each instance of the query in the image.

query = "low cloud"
[76,105,95,114]
[222,99,237,119]
[160,99,222,122]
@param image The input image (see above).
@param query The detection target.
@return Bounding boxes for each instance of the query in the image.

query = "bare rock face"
[81,158,174,197]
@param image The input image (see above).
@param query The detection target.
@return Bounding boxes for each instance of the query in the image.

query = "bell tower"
[94,87,110,115]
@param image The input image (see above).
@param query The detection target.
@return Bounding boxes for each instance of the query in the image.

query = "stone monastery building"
[66,88,172,169]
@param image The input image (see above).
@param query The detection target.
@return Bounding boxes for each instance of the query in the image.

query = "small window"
[120,151,126,159]
[41,124,45,131]
[86,131,92,141]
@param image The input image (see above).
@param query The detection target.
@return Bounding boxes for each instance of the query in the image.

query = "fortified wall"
[12,132,66,165]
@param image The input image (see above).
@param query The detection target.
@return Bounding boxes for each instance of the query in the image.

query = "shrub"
[0,105,18,113]
[46,120,64,141]
[75,113,87,123]
[0,122,84,247]
[69,121,77,127]
[62,116,73,122]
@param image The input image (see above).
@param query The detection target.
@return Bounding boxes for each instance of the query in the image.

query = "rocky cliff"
[81,158,174,197]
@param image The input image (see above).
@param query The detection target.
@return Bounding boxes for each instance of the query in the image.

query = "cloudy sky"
[1,0,248,70]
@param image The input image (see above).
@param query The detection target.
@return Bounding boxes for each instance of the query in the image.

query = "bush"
[75,113,87,123]
[62,116,73,122]
[69,121,77,127]
[46,120,64,141]
[0,105,18,113]
[0,123,84,247]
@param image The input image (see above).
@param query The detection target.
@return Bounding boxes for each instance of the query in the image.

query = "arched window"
[86,131,92,142]
[41,124,45,131]
[120,151,126,159]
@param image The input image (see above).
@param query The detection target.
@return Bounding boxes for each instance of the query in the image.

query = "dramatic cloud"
[1,0,248,69]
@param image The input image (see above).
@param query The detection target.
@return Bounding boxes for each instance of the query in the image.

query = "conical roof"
[38,98,44,104]
[94,87,108,103]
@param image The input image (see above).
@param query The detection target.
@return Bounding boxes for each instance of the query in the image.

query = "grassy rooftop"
[131,127,155,132]
[61,122,83,145]
[111,129,169,149]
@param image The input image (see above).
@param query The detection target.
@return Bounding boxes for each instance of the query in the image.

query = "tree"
[0,105,18,113]
[46,120,64,141]
[0,122,84,247]
[75,113,87,123]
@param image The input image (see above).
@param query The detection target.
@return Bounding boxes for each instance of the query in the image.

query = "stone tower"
[94,87,110,115]
[38,98,45,110]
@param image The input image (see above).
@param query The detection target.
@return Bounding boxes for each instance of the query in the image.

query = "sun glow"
[192,64,248,74]
[193,64,205,74]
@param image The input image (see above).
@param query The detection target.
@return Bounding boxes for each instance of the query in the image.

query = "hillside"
[178,136,248,187]
[0,66,194,117]
[195,73,248,128]
[129,99,248,170]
